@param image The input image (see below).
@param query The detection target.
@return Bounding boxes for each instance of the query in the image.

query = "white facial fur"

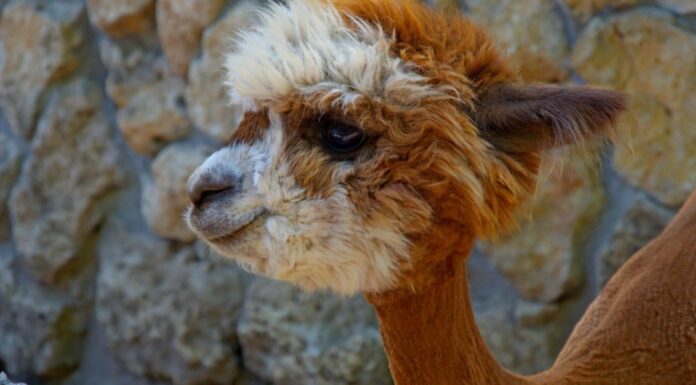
[224,0,440,112]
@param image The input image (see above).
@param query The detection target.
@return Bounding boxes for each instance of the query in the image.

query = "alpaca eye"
[320,119,365,153]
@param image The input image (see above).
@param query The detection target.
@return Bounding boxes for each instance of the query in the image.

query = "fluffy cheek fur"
[261,187,412,294]
[208,175,413,294]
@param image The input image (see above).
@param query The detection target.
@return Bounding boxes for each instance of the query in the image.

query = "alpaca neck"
[366,257,527,385]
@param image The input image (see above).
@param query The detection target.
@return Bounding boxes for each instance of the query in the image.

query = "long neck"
[366,258,528,385]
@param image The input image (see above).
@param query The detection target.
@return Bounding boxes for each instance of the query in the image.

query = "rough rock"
[115,75,191,156]
[597,197,673,287]
[466,0,570,82]
[0,248,89,378]
[234,372,269,385]
[0,372,26,385]
[659,0,696,14]
[564,0,695,23]
[475,298,564,375]
[0,247,14,307]
[86,0,155,37]
[467,252,564,374]
[98,38,192,156]
[187,3,257,142]
[427,0,461,10]
[0,133,21,241]
[480,152,604,302]
[142,141,213,241]
[573,10,696,206]
[99,38,162,107]
[564,0,638,22]
[238,278,392,385]
[157,0,228,76]
[9,81,121,283]
[514,301,561,327]
[117,74,192,156]
[0,1,84,138]
[96,225,245,385]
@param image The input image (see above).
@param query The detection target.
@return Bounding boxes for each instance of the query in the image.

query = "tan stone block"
[467,0,571,82]
[573,10,696,206]
[157,0,227,76]
[481,151,605,301]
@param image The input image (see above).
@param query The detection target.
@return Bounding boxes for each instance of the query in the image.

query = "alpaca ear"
[474,84,627,153]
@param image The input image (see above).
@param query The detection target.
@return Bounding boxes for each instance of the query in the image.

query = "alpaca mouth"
[208,210,269,243]
[187,205,268,243]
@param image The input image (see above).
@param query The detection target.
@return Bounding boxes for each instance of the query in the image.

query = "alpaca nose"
[187,172,237,207]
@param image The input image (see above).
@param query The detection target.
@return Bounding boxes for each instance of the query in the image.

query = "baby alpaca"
[186,1,696,384]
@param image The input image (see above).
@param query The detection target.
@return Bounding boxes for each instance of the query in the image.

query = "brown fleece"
[367,190,696,385]
[229,109,270,145]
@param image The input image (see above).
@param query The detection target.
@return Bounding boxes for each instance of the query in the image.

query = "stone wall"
[0,0,693,384]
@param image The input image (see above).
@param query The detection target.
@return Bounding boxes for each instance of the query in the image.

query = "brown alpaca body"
[369,191,696,385]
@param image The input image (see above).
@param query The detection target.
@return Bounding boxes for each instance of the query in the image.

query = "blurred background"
[0,0,694,384]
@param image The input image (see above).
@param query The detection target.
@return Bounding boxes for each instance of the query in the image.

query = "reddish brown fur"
[367,190,696,385]
[229,109,271,144]
[476,84,627,153]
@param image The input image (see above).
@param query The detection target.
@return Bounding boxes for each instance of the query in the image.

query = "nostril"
[188,174,236,207]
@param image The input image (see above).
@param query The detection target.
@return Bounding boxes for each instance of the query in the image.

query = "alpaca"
[185,1,696,384]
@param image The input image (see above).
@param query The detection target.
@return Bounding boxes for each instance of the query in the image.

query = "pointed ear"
[474,84,627,153]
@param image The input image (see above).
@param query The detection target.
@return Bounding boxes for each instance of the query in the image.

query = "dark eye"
[320,119,365,153]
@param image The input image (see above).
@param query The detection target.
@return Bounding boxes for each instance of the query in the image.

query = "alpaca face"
[187,0,625,294]
[187,0,435,294]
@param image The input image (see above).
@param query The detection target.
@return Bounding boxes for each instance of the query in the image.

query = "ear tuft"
[475,84,627,153]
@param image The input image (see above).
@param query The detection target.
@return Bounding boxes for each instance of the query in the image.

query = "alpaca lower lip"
[188,206,268,241]
[208,214,263,242]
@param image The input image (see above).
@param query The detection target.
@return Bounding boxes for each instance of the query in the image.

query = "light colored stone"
[99,38,191,156]
[0,133,21,241]
[475,298,564,375]
[0,1,84,138]
[117,75,192,156]
[514,301,561,327]
[142,142,213,241]
[1,372,26,385]
[573,10,696,206]
[9,81,122,282]
[0,248,89,378]
[429,0,461,10]
[480,152,604,301]
[97,225,245,385]
[187,3,257,142]
[99,38,163,107]
[564,0,638,22]
[468,253,564,374]
[0,246,14,305]
[597,197,673,287]
[466,0,570,82]
[239,278,392,385]
[87,0,155,37]
[659,0,696,14]
[157,0,227,76]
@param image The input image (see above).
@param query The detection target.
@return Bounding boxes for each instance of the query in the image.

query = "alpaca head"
[186,0,625,294]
